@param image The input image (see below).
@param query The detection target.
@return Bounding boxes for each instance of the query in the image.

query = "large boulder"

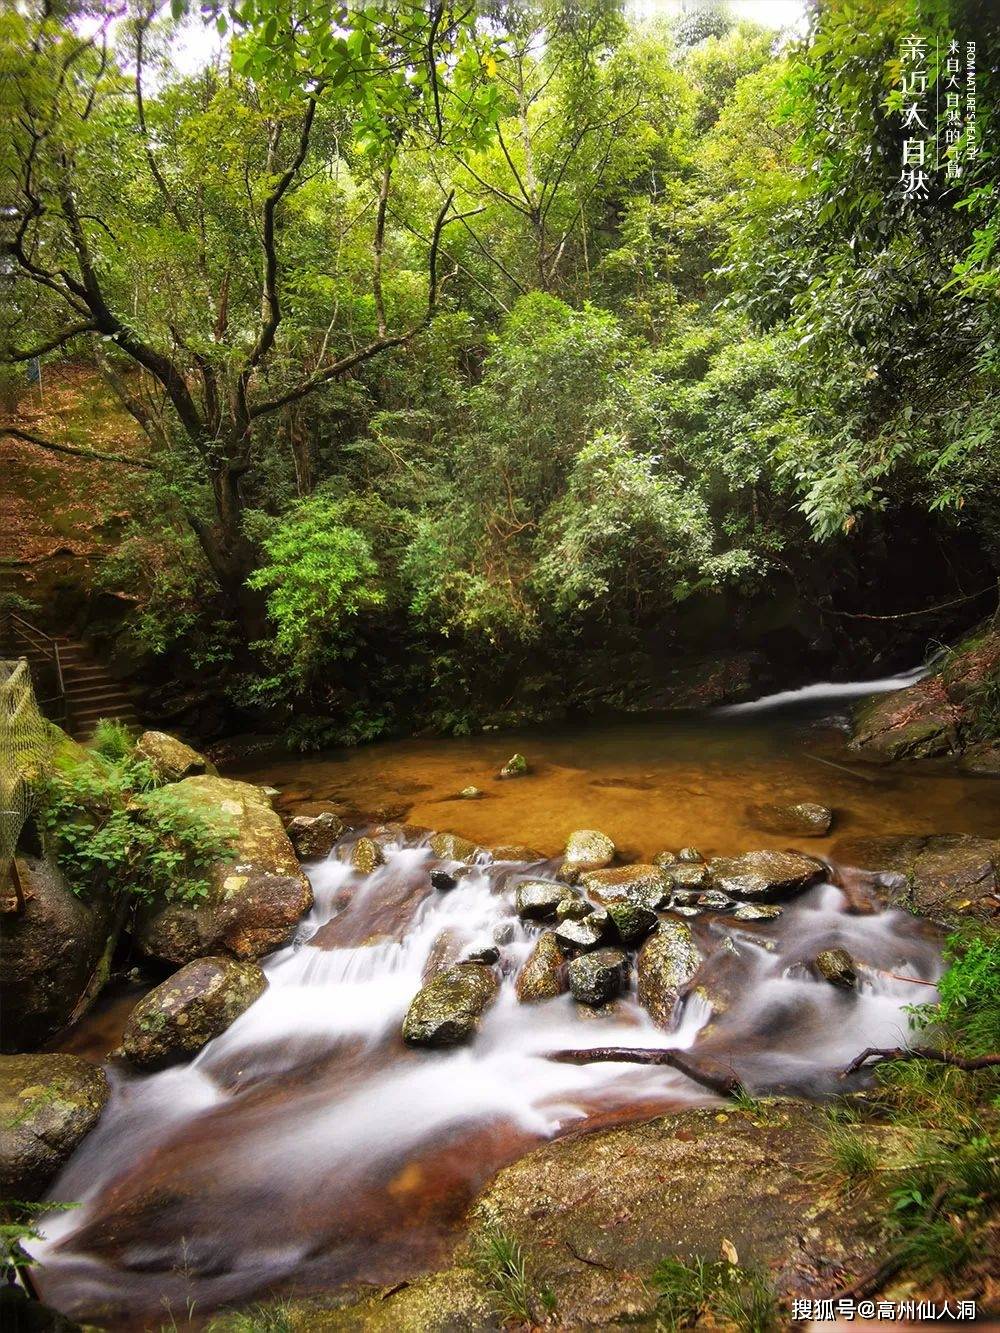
[286,811,345,860]
[133,777,312,965]
[708,849,823,901]
[0,854,115,1053]
[831,832,1000,925]
[515,880,573,921]
[121,956,267,1068]
[637,922,701,1027]
[746,801,832,837]
[134,730,214,784]
[0,1054,109,1198]
[515,931,567,1003]
[559,829,615,881]
[402,964,499,1046]
[581,864,671,910]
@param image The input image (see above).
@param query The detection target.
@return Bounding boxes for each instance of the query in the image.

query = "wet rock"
[555,894,591,922]
[286,811,345,860]
[747,801,833,837]
[0,1053,109,1198]
[490,843,545,863]
[637,922,701,1027]
[492,921,516,945]
[652,850,679,868]
[568,948,629,1007]
[559,829,616,881]
[429,831,479,863]
[732,902,783,921]
[694,889,736,911]
[709,849,823,901]
[515,931,567,1002]
[351,836,385,874]
[1,853,115,1053]
[497,753,529,779]
[581,864,670,911]
[430,869,458,892]
[814,947,857,989]
[134,729,215,784]
[459,786,484,799]
[959,742,1000,775]
[671,904,701,917]
[831,833,1000,925]
[464,945,500,965]
[122,956,266,1068]
[133,777,313,966]
[605,899,658,945]
[555,910,612,953]
[663,861,709,889]
[460,1104,886,1328]
[515,879,572,920]
[677,847,703,863]
[402,964,499,1047]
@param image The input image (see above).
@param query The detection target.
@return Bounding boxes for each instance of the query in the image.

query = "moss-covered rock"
[0,1053,108,1198]
[402,964,499,1046]
[567,948,628,1006]
[351,836,385,874]
[0,853,115,1053]
[515,931,567,1002]
[747,801,833,837]
[708,849,823,901]
[286,811,345,860]
[814,947,857,988]
[122,956,267,1068]
[429,832,479,864]
[605,898,658,945]
[637,921,701,1027]
[134,730,214,784]
[133,777,312,965]
[497,753,529,779]
[581,863,671,910]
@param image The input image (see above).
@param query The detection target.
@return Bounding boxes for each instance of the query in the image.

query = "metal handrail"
[0,613,66,720]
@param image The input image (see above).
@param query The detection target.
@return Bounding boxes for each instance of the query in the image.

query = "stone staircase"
[0,616,140,740]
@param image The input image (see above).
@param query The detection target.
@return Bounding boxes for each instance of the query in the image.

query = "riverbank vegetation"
[5,0,999,744]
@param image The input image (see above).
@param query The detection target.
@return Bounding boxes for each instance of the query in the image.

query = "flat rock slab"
[0,1053,109,1199]
[709,850,824,901]
[581,864,670,910]
[831,833,1000,925]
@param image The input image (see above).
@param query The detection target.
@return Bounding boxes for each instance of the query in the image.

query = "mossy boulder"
[134,729,214,784]
[429,832,479,864]
[121,956,267,1068]
[0,1053,109,1198]
[637,921,701,1027]
[0,854,115,1053]
[747,801,833,837]
[515,931,567,1002]
[581,863,670,910]
[708,849,823,901]
[351,836,385,873]
[286,811,345,860]
[814,947,857,989]
[133,777,312,965]
[605,898,658,945]
[831,832,1000,925]
[402,964,499,1046]
[567,948,628,1006]
[497,753,529,779]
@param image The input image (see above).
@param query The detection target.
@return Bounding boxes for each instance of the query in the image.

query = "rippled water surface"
[34,675,999,1327]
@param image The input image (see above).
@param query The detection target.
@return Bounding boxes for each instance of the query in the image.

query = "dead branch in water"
[547,1047,744,1099]
[843,1045,1000,1076]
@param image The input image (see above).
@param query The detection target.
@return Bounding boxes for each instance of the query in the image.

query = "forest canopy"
[3,0,999,742]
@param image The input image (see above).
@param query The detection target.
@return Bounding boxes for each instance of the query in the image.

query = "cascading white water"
[716,662,930,716]
[32,829,942,1328]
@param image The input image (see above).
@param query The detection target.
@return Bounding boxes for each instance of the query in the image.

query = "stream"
[32,672,1000,1328]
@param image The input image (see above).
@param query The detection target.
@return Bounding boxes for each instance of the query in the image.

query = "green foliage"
[474,1223,554,1326]
[0,1200,78,1275]
[824,1124,880,1189]
[934,928,1000,1057]
[653,1254,778,1332]
[247,493,385,682]
[39,747,234,905]
[89,718,137,763]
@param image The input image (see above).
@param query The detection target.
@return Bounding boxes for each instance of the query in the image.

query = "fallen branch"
[843,1045,1000,1076]
[547,1047,744,1099]
[2,426,155,470]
